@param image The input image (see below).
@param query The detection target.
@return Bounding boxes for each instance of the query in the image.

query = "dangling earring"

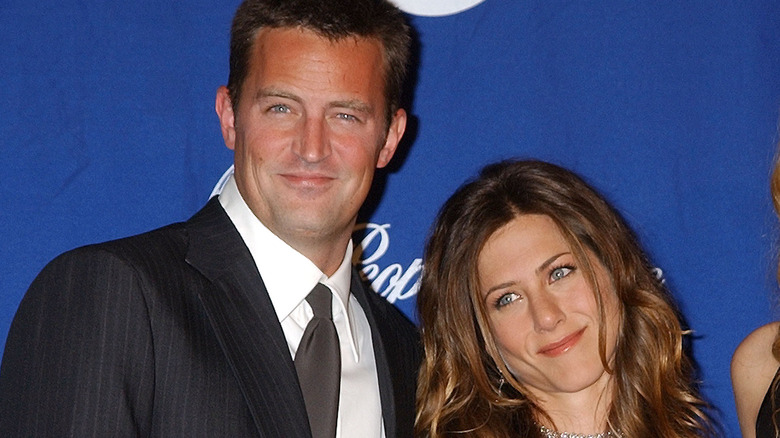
[494,369,506,402]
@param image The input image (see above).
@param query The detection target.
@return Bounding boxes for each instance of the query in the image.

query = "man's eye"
[335,113,358,122]
[269,104,291,113]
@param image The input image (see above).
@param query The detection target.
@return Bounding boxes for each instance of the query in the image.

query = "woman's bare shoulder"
[732,321,780,438]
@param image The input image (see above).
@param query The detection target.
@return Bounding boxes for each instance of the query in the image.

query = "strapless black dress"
[757,368,780,437]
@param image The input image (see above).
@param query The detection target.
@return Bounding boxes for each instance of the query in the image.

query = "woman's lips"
[538,328,586,357]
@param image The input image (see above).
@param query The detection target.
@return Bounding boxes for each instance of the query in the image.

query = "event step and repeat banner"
[2,1,779,435]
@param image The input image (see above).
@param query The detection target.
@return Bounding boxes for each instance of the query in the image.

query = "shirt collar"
[217,175,358,353]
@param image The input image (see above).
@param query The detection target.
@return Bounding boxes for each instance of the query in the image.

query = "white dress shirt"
[218,175,385,438]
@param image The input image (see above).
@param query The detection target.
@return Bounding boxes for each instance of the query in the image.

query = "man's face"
[216,27,406,261]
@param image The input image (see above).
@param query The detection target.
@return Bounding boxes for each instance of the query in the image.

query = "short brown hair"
[226,0,410,127]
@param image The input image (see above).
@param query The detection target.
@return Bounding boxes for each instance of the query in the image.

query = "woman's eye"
[550,266,574,281]
[496,292,520,308]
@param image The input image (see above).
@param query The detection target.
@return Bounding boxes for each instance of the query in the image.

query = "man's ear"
[377,108,407,168]
[215,86,236,150]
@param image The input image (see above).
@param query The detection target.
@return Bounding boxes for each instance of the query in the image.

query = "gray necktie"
[295,283,340,438]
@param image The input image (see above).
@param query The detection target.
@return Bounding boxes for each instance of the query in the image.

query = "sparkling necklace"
[537,424,618,438]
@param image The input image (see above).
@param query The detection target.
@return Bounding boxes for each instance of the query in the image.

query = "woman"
[415,159,712,437]
[731,153,780,438]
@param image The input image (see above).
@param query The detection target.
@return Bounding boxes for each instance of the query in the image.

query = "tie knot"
[306,283,332,320]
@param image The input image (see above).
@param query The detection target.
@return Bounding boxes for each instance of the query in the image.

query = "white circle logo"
[390,0,487,17]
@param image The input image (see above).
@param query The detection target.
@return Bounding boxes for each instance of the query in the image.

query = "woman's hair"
[415,159,712,437]
[769,148,780,435]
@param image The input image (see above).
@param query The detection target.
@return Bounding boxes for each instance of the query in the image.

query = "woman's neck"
[532,373,614,435]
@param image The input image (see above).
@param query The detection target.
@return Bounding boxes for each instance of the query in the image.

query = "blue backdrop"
[2,1,779,435]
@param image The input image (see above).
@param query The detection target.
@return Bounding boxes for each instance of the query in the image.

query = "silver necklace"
[538,424,617,438]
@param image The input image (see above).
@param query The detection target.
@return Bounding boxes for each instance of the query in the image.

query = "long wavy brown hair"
[768,151,780,436]
[415,160,712,437]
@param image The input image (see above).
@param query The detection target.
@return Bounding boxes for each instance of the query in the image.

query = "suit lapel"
[350,272,397,438]
[184,199,310,438]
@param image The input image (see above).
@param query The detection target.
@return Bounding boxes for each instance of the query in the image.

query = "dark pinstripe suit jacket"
[0,198,421,437]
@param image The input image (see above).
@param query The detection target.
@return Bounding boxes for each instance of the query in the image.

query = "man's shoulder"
[20,222,193,307]
[55,199,226,270]
[62,220,190,268]
[22,209,219,321]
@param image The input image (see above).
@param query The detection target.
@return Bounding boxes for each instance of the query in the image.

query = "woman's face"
[477,214,620,403]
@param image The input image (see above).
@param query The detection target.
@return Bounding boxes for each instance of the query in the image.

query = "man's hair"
[227,0,410,127]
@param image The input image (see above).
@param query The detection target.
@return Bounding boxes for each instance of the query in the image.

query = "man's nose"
[293,116,331,163]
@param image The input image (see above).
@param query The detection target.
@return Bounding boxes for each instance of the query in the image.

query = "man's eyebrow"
[329,99,374,115]
[254,88,301,103]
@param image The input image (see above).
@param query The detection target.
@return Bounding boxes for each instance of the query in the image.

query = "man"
[0,0,419,436]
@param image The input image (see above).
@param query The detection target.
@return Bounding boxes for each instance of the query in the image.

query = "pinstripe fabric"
[0,198,420,437]
[351,271,421,438]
